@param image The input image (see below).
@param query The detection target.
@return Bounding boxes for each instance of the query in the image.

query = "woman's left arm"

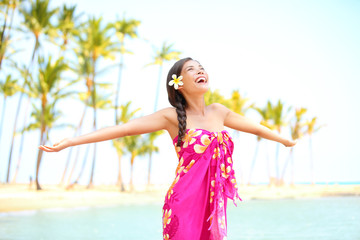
[219,104,296,147]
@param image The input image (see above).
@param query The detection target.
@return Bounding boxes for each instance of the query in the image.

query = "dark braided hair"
[166,57,193,146]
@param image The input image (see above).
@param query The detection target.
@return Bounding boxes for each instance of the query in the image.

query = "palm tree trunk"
[153,64,163,112]
[10,101,30,183]
[0,96,6,182]
[66,142,82,186]
[309,136,314,185]
[290,150,295,186]
[35,129,46,190]
[87,68,97,188]
[35,100,47,190]
[147,151,152,186]
[0,0,16,69]
[265,141,272,186]
[130,154,135,191]
[67,144,90,189]
[117,153,125,191]
[233,134,244,186]
[60,104,87,185]
[0,3,9,69]
[87,108,97,189]
[7,92,24,183]
[8,39,38,183]
[0,96,6,136]
[0,96,7,159]
[275,142,280,186]
[248,140,260,185]
[280,148,294,185]
[115,52,124,124]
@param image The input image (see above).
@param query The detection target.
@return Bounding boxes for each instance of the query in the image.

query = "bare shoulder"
[158,107,178,128]
[160,107,177,122]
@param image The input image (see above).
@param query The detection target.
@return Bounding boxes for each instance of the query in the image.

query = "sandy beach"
[1,183,359,213]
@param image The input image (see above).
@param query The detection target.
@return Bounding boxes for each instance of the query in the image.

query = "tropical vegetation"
[0,0,323,190]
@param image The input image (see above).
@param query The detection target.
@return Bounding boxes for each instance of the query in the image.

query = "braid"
[175,92,187,147]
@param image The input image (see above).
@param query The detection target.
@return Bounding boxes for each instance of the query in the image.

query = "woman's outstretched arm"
[218,103,296,147]
[39,108,171,152]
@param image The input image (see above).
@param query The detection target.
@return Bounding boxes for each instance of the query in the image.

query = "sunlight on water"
[0,197,359,240]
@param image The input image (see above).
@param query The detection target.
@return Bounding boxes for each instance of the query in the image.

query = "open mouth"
[195,77,207,83]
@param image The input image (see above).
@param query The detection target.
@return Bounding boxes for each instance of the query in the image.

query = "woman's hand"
[283,139,297,147]
[38,138,72,152]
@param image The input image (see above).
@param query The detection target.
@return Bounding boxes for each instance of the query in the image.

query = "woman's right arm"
[39,108,171,152]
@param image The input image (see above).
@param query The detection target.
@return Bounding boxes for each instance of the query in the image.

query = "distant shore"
[1,183,359,213]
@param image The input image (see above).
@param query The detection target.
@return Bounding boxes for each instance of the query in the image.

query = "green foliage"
[111,17,140,54]
[147,42,181,66]
[112,101,141,156]
[54,4,82,49]
[0,74,21,97]
[290,107,307,140]
[204,89,230,107]
[19,0,58,55]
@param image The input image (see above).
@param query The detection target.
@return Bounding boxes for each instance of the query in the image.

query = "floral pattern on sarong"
[162,128,242,240]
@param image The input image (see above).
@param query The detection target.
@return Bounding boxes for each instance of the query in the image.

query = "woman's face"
[178,60,209,95]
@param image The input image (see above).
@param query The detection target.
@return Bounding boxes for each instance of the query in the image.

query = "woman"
[40,57,296,239]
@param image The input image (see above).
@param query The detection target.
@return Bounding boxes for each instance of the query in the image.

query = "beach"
[1,183,359,213]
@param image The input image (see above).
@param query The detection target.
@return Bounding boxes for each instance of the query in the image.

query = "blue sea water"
[0,197,359,240]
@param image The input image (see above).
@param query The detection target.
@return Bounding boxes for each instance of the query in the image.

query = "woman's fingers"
[38,145,58,152]
[38,138,70,152]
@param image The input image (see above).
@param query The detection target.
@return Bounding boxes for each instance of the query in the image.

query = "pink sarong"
[162,128,242,240]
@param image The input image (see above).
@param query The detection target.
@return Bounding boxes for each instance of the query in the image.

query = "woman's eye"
[187,68,193,71]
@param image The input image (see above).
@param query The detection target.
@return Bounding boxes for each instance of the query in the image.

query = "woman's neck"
[184,95,206,116]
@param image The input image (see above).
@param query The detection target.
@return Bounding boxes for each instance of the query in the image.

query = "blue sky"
[0,0,359,186]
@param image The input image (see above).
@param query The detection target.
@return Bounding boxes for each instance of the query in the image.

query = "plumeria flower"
[169,74,183,90]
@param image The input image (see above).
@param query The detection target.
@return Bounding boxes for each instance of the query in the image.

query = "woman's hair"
[166,57,193,146]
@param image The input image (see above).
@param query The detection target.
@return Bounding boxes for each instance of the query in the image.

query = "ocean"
[0,196,359,240]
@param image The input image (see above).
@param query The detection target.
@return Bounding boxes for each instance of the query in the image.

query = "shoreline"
[1,183,359,213]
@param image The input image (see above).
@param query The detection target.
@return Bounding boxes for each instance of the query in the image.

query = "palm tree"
[112,101,140,191]
[74,16,118,188]
[65,92,112,189]
[6,0,58,185]
[59,41,92,187]
[143,130,163,186]
[228,90,253,116]
[59,94,87,186]
[7,63,30,184]
[19,0,58,62]
[0,0,22,69]
[59,36,94,186]
[270,99,292,186]
[0,75,19,138]
[226,90,252,185]
[279,107,307,186]
[248,102,275,185]
[147,42,181,111]
[0,0,12,69]
[304,116,324,185]
[55,4,82,53]
[59,86,109,186]
[25,55,71,190]
[123,134,147,191]
[111,17,140,125]
[0,75,21,182]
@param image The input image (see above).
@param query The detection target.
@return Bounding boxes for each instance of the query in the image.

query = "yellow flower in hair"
[169,74,183,90]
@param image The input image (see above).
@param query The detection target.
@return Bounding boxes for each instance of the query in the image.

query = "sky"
[0,0,359,187]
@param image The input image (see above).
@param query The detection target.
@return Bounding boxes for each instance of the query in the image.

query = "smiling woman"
[39,57,296,239]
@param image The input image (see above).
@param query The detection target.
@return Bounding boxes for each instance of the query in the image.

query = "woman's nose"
[197,68,204,74]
